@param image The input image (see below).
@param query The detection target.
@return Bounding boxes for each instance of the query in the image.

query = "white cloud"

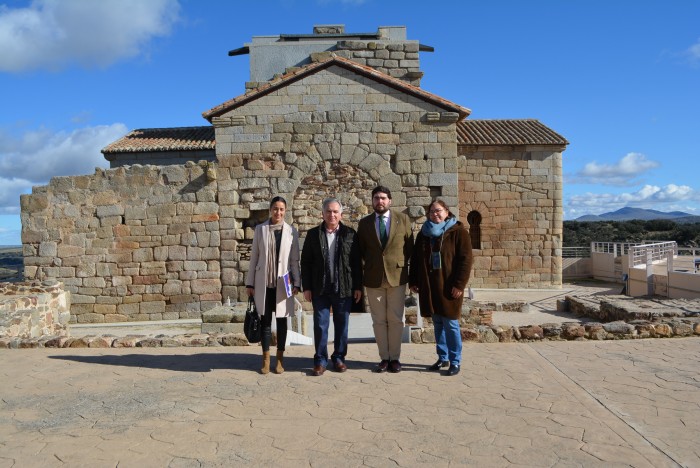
[0,178,34,215]
[565,184,700,219]
[574,152,659,186]
[686,37,700,65]
[0,123,126,213]
[0,0,179,72]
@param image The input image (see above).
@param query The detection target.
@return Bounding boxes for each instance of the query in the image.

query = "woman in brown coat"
[409,199,473,376]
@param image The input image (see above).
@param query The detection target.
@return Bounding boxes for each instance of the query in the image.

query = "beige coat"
[245,221,301,318]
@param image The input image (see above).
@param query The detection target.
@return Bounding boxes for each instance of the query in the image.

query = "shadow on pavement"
[47,353,427,374]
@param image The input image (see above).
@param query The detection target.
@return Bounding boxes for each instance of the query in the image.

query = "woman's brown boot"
[275,351,284,374]
[261,351,271,374]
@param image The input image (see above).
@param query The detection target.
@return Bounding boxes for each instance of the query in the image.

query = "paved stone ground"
[1,338,698,467]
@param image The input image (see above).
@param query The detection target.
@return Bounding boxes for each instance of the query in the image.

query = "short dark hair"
[371,186,392,199]
[270,196,287,208]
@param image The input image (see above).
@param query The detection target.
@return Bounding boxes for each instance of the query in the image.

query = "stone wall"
[107,150,215,168]
[317,41,422,85]
[21,162,223,323]
[214,64,460,303]
[0,280,70,338]
[458,145,564,288]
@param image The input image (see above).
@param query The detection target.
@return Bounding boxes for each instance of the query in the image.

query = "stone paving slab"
[1,338,698,467]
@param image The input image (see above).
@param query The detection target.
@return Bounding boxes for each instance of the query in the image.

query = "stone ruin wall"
[459,145,564,288]
[20,64,460,323]
[21,162,225,323]
[0,279,70,338]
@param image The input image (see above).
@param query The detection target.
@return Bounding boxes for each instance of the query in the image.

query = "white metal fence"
[562,246,590,258]
[628,241,677,268]
[591,241,663,257]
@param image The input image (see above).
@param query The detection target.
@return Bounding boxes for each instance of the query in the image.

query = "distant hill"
[0,246,23,282]
[575,207,694,222]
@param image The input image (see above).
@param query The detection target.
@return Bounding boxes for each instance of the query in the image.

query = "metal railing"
[629,241,677,268]
[562,246,591,258]
[591,241,663,257]
[673,247,700,273]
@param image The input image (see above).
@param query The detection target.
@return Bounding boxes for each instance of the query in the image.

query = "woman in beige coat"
[246,197,301,374]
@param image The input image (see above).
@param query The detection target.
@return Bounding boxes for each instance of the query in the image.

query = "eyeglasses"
[429,209,445,214]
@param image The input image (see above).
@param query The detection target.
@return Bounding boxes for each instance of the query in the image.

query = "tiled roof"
[456,119,568,146]
[101,120,566,154]
[101,127,215,154]
[202,55,471,121]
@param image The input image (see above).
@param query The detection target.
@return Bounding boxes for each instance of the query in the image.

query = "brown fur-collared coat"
[409,221,473,320]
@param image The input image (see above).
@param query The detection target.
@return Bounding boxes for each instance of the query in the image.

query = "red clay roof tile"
[457,119,568,146]
[101,127,215,154]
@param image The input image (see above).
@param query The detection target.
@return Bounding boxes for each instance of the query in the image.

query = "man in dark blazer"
[301,198,363,376]
[357,186,414,373]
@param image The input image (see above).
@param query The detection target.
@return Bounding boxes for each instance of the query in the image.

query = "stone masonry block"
[428,173,458,186]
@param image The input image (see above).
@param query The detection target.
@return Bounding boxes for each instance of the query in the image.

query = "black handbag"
[244,297,262,343]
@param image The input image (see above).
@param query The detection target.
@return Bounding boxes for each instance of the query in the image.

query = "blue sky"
[1,0,699,245]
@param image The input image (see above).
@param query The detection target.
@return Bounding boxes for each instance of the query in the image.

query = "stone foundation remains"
[3,293,699,349]
[0,280,70,339]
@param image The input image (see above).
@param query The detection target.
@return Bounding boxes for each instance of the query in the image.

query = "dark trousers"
[262,287,287,352]
[312,294,351,367]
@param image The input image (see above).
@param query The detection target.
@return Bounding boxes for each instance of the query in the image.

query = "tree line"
[563,220,700,248]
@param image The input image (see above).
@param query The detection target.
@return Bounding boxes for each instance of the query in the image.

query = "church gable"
[203,56,470,122]
[210,59,465,223]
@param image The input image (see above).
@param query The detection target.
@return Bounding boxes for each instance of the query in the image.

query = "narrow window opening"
[467,210,482,249]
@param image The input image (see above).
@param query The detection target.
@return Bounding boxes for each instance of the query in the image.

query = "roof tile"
[102,120,567,154]
[456,119,568,146]
[101,127,215,154]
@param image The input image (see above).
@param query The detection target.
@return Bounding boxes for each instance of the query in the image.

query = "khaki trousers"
[366,282,406,361]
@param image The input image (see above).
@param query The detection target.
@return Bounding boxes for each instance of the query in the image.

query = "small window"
[467,210,481,249]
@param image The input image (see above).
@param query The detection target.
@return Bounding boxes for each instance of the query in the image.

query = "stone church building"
[20,25,567,323]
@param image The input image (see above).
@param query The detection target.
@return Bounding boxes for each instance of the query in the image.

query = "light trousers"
[366,283,406,361]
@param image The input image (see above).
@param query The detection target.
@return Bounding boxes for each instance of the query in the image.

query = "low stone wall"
[567,295,700,322]
[0,280,71,338]
[3,295,699,349]
[0,333,249,349]
[408,296,700,343]
[410,319,700,344]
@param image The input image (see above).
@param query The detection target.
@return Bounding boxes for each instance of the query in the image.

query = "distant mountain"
[674,216,700,224]
[575,207,694,222]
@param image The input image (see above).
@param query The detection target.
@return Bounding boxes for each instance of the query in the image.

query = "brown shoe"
[312,365,326,376]
[374,360,389,373]
[389,360,402,373]
[333,360,347,373]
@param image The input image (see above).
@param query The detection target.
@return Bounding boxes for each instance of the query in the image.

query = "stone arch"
[293,159,376,235]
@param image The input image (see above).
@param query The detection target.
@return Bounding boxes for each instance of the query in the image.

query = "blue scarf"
[421,216,458,238]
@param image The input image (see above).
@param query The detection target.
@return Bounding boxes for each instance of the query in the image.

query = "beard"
[373,204,390,215]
